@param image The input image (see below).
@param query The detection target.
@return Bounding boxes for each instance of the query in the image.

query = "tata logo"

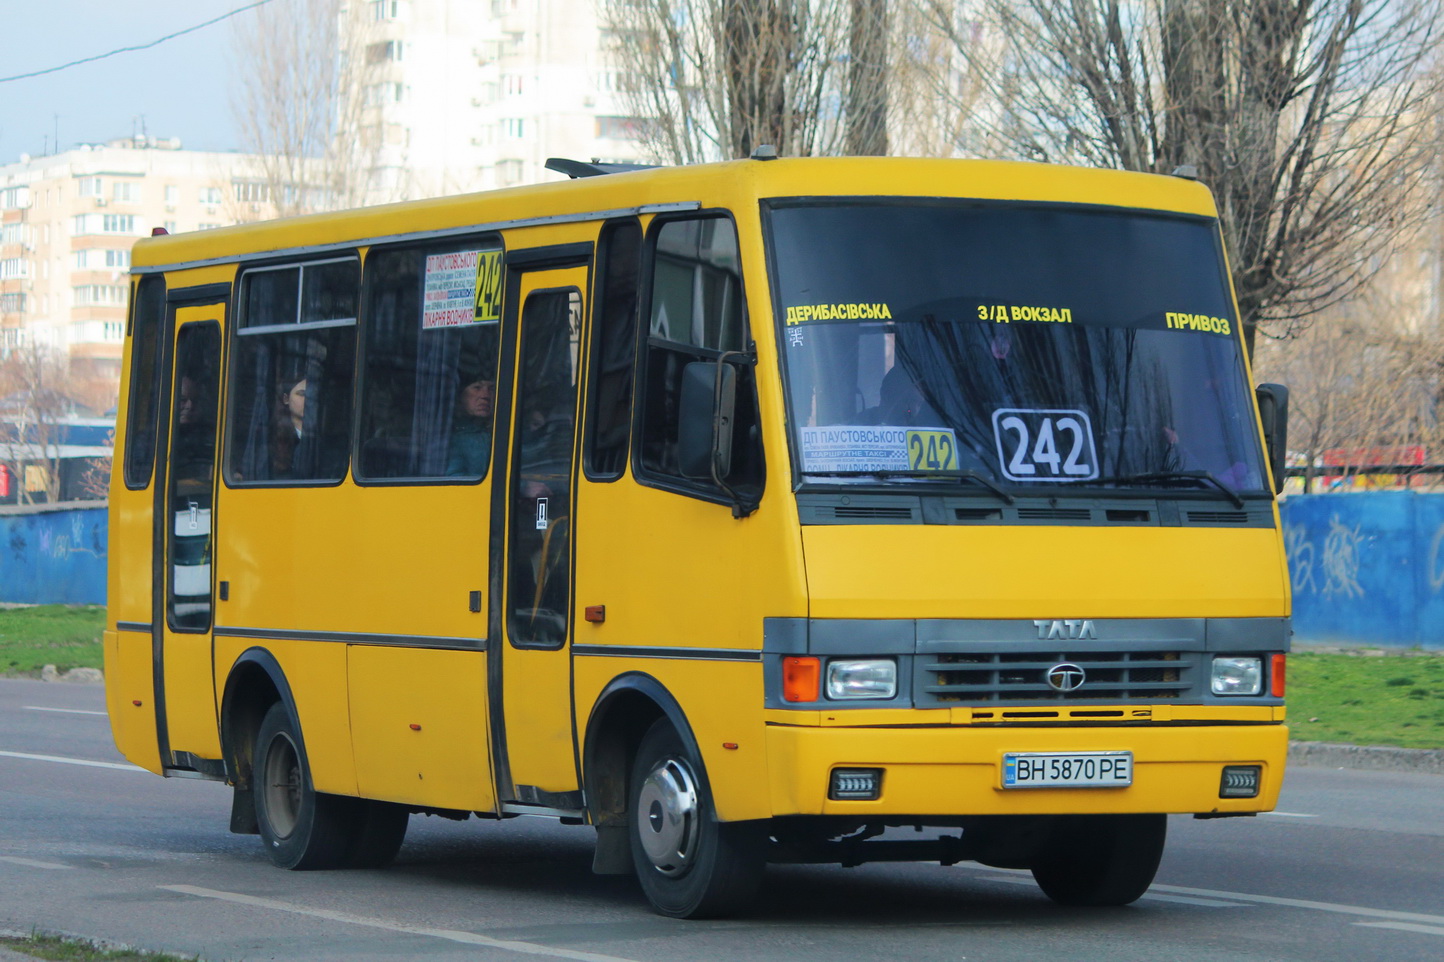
[1046,663,1087,692]
[1033,619,1098,640]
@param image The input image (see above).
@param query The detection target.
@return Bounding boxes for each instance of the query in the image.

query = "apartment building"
[0,137,281,383]
[353,0,644,199]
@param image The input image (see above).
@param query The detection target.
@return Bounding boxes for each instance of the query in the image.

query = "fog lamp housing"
[826,659,897,700]
[1220,765,1262,798]
[829,767,883,800]
[1211,656,1263,696]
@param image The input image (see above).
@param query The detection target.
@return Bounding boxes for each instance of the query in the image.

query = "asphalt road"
[2,676,1442,962]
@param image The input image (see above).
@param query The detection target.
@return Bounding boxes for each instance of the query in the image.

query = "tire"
[347,800,409,869]
[1030,813,1167,906]
[252,702,357,870]
[628,719,766,918]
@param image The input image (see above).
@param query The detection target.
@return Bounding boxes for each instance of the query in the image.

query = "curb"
[1289,740,1444,774]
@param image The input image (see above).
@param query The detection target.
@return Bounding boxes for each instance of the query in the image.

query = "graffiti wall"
[1281,492,1444,650]
[0,503,107,605]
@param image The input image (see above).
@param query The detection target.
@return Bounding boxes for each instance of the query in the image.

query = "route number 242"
[991,408,1099,481]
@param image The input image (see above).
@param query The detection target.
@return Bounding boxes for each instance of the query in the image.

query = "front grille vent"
[919,650,1196,704]
[1016,507,1092,521]
[830,505,916,520]
[1186,509,1250,524]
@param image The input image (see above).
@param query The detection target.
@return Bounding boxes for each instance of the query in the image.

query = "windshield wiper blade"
[805,469,1015,504]
[1062,470,1244,509]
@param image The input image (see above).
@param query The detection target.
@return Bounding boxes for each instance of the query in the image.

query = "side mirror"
[678,360,736,481]
[1255,383,1289,494]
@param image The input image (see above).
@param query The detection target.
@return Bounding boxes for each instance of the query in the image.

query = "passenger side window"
[584,219,642,480]
[637,215,763,493]
[123,275,166,488]
[226,258,358,484]
[357,242,502,481]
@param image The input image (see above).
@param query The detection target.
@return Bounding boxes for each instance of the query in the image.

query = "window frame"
[122,275,168,490]
[352,232,507,487]
[582,218,643,482]
[628,209,763,506]
[223,253,362,488]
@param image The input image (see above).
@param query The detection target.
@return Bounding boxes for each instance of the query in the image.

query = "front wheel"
[1030,813,1167,906]
[628,720,766,918]
[253,702,358,870]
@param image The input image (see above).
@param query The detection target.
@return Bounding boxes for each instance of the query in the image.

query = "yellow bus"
[106,156,1291,918]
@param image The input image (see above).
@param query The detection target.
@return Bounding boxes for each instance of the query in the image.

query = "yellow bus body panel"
[802,524,1289,620]
[103,629,162,774]
[766,723,1286,816]
[348,646,494,810]
[212,636,357,796]
[574,655,769,822]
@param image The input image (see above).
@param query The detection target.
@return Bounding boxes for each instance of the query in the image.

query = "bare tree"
[600,0,900,162]
[231,0,388,215]
[0,344,77,505]
[920,0,1444,356]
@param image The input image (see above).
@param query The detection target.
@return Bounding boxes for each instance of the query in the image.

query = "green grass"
[0,605,106,675]
[0,933,197,962]
[1288,651,1444,749]
[1,606,1441,750]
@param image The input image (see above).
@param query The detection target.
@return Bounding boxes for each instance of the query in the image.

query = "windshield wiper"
[1062,470,1244,508]
[805,469,1015,504]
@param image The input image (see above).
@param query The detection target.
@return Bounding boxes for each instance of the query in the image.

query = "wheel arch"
[220,646,299,791]
[582,672,707,830]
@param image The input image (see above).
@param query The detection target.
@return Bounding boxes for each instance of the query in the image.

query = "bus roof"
[130,157,1219,275]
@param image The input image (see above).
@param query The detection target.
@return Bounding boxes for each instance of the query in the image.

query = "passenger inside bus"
[271,375,306,478]
[446,378,495,475]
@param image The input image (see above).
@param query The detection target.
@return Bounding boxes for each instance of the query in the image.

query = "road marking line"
[160,885,644,962]
[980,875,1244,908]
[969,868,1439,923]
[0,856,70,870]
[1149,884,1444,927]
[1355,922,1444,937]
[1141,893,1249,908]
[0,750,145,772]
[24,706,107,716]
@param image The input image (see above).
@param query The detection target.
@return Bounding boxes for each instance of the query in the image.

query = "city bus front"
[756,189,1289,903]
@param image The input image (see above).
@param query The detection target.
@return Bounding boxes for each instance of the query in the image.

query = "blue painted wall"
[0,504,107,605]
[1281,491,1444,650]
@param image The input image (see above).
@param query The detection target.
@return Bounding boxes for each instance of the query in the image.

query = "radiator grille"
[919,650,1196,704]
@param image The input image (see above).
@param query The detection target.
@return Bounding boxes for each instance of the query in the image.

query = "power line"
[0,0,275,85]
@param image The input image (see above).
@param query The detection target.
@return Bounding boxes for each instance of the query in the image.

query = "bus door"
[153,299,226,771]
[491,257,588,809]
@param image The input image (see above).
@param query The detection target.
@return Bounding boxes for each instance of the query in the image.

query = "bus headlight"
[1211,656,1263,696]
[826,659,897,700]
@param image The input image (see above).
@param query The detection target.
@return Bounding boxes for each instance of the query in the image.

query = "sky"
[0,0,260,165]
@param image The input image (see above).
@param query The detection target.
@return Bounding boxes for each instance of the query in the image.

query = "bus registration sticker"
[1002,751,1132,789]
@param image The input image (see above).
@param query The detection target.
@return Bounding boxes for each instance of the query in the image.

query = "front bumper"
[765,722,1287,817]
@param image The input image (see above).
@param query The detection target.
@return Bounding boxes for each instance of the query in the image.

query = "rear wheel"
[1030,813,1167,906]
[253,702,357,870]
[348,800,409,868]
[628,720,766,918]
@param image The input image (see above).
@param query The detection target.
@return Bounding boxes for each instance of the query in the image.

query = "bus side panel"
[572,481,804,824]
[348,646,495,810]
[214,637,357,796]
[103,629,162,774]
[575,655,768,821]
[214,486,488,642]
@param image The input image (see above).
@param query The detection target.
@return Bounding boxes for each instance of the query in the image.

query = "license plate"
[1002,751,1133,789]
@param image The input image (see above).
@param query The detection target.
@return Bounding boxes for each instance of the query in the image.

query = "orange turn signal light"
[1270,654,1286,697]
[782,656,820,702]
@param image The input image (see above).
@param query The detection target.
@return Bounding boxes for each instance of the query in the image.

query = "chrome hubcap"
[636,755,700,877]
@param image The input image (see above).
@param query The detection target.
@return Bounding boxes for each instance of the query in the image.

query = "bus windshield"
[766,201,1268,496]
